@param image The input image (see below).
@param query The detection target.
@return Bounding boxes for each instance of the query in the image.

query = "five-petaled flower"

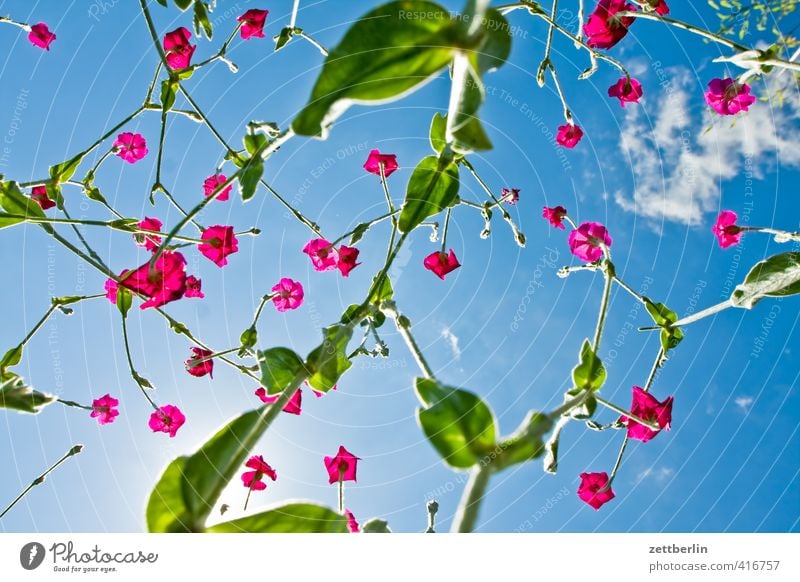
[345,509,360,533]
[271,278,304,312]
[337,245,361,277]
[28,23,56,50]
[568,222,612,262]
[31,186,55,210]
[620,386,674,443]
[704,78,756,116]
[203,174,232,202]
[578,472,615,510]
[608,77,643,107]
[241,455,277,490]
[113,132,148,164]
[501,188,520,205]
[324,445,359,484]
[136,217,163,252]
[104,279,118,304]
[424,249,461,280]
[712,210,742,249]
[185,275,204,298]
[303,238,338,271]
[186,347,214,378]
[119,251,187,309]
[363,149,399,178]
[148,404,186,438]
[237,9,269,39]
[543,205,568,230]
[163,27,196,70]
[90,394,119,425]
[556,124,584,148]
[199,225,239,267]
[584,0,636,49]
[255,387,302,415]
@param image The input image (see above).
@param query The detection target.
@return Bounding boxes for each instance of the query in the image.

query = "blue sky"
[0,0,798,533]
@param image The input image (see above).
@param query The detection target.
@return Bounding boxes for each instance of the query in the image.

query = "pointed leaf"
[398,155,460,233]
[208,502,348,533]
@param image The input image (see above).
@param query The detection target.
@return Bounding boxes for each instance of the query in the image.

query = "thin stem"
[542,0,559,64]
[295,31,329,56]
[121,313,159,411]
[56,398,93,411]
[671,299,733,327]
[451,465,491,532]
[440,208,452,254]
[382,302,435,380]
[618,10,749,52]
[11,303,59,355]
[595,395,660,431]
[338,477,344,514]
[592,262,614,352]
[613,275,648,306]
[461,158,523,244]
[289,0,301,29]
[547,63,572,123]
[330,210,398,247]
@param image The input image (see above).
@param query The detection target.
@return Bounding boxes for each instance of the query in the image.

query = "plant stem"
[671,299,733,327]
[451,465,491,532]
[289,0,301,29]
[120,313,159,411]
[338,478,344,514]
[613,275,648,306]
[595,395,659,431]
[383,303,436,380]
[592,261,614,352]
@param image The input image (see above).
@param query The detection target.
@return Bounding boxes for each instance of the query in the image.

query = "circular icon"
[19,542,46,570]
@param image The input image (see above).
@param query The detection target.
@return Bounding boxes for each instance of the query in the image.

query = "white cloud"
[614,68,800,225]
[441,327,461,360]
[735,396,754,411]
[636,466,674,484]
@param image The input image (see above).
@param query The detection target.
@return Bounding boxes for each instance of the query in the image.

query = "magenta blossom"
[303,238,338,271]
[113,132,148,164]
[241,455,277,491]
[584,0,636,49]
[324,445,360,484]
[186,347,214,378]
[556,124,584,148]
[238,9,269,39]
[568,222,612,262]
[712,210,743,249]
[337,245,361,277]
[608,77,643,107]
[163,27,195,69]
[148,404,186,438]
[578,472,615,510]
[255,387,302,415]
[308,381,338,398]
[104,279,118,304]
[345,509,360,533]
[423,249,461,280]
[271,278,304,312]
[647,0,670,15]
[501,188,520,205]
[136,217,162,252]
[620,386,674,443]
[203,174,232,202]
[199,225,239,267]
[31,186,55,210]
[704,78,756,116]
[543,206,568,230]
[90,394,119,425]
[185,275,204,298]
[364,149,399,178]
[28,23,56,50]
[119,251,187,309]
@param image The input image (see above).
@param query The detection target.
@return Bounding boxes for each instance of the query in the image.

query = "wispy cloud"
[636,466,675,484]
[441,327,461,360]
[735,396,754,412]
[614,68,800,224]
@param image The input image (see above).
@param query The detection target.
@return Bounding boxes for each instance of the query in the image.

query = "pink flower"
[104,279,118,304]
[345,509,360,533]
[324,445,359,484]
[712,210,742,249]
[119,251,187,309]
[185,275,204,298]
[704,78,756,116]
[28,23,56,50]
[303,238,338,271]
[237,9,269,40]
[337,245,361,277]
[648,0,670,15]
[271,278,304,312]
[584,0,636,49]
[542,205,567,230]
[568,222,612,262]
[255,387,302,415]
[364,149,399,178]
[199,225,239,267]
[578,472,615,510]
[113,132,148,164]
[620,386,674,443]
[203,174,232,202]
[241,455,277,491]
[186,347,214,378]
[31,186,55,210]
[556,124,584,148]
[423,249,461,280]
[608,77,643,107]
[308,381,337,398]
[163,27,196,70]
[136,217,163,252]
[148,404,186,438]
[90,394,119,425]
[501,188,520,205]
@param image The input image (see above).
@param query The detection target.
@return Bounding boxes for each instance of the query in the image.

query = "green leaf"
[239,326,258,357]
[292,1,455,138]
[0,372,55,414]
[116,287,132,318]
[155,0,168,6]
[429,112,447,154]
[543,417,568,474]
[494,411,553,470]
[0,345,23,369]
[568,394,597,420]
[362,518,392,533]
[369,272,394,304]
[161,78,178,112]
[414,378,497,469]
[731,252,800,308]
[193,1,213,39]
[49,152,85,184]
[173,0,193,9]
[570,339,606,394]
[257,347,306,395]
[0,180,47,230]
[85,186,108,205]
[350,222,370,245]
[238,156,263,202]
[274,26,295,51]
[644,299,683,353]
[208,502,348,533]
[306,324,353,393]
[398,155,460,233]
[146,456,195,533]
[452,117,492,152]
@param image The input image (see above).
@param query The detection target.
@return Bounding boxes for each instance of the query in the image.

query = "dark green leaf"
[193,1,213,39]
[0,180,47,230]
[161,78,178,112]
[274,26,295,51]
[369,272,394,304]
[570,339,606,393]
[146,456,195,533]
[0,345,22,369]
[306,324,353,393]
[49,152,85,183]
[208,503,348,533]
[350,222,370,245]
[173,0,193,9]
[731,251,800,308]
[238,157,263,202]
[398,155,460,233]
[495,411,553,470]
[362,518,392,533]
[86,186,108,205]
[257,347,305,395]
[0,372,55,414]
[644,299,683,353]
